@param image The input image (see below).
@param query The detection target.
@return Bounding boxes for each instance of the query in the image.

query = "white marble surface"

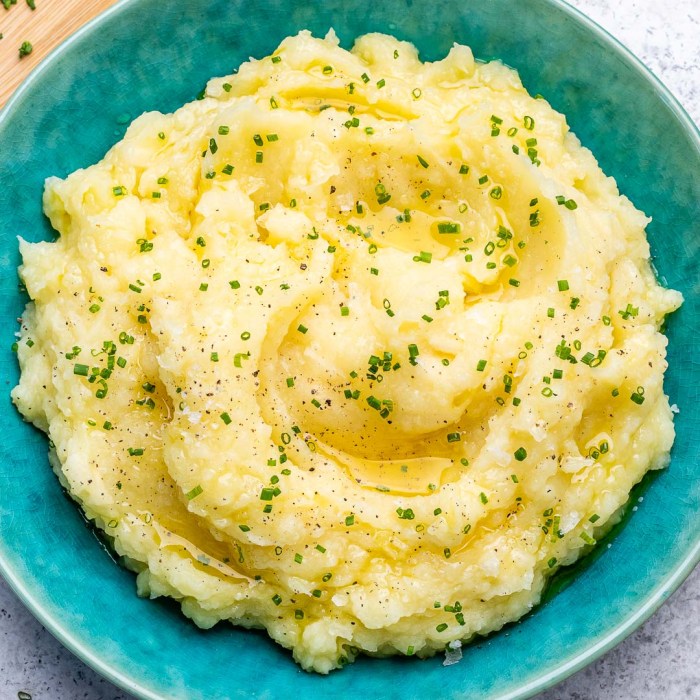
[1,0,698,698]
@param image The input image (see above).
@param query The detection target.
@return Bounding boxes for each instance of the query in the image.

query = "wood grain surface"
[0,0,118,107]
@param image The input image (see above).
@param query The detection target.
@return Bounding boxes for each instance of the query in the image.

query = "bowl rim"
[0,0,698,698]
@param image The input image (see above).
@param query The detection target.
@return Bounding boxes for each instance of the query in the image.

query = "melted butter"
[314,439,454,495]
[280,89,418,121]
[152,521,256,583]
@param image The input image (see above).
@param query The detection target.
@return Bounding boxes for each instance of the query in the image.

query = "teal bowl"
[0,0,697,698]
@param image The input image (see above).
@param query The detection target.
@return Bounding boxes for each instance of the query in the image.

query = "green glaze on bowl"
[0,0,697,698]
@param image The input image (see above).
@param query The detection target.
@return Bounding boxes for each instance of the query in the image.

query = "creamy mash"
[12,31,682,672]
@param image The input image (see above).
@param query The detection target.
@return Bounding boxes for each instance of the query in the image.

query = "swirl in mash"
[12,31,681,672]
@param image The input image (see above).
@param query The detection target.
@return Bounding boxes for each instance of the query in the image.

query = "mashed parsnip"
[12,31,682,672]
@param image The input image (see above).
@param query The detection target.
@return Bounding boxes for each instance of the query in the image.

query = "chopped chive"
[233,352,249,368]
[220,412,232,425]
[514,447,527,461]
[345,514,355,526]
[73,363,89,376]
[375,182,391,204]
[127,447,144,457]
[446,432,461,443]
[631,387,645,404]
[557,280,569,291]
[186,484,203,500]
[479,492,488,504]
[437,222,461,234]
[297,324,308,334]
[417,155,429,168]
[476,359,487,372]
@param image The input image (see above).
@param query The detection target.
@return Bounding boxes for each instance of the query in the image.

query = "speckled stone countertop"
[1,0,698,698]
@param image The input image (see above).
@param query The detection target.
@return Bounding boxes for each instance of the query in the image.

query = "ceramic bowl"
[0,0,697,698]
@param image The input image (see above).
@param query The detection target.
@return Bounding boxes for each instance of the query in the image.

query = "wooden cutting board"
[0,0,118,107]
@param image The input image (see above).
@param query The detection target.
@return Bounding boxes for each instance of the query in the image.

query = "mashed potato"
[12,31,682,672]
